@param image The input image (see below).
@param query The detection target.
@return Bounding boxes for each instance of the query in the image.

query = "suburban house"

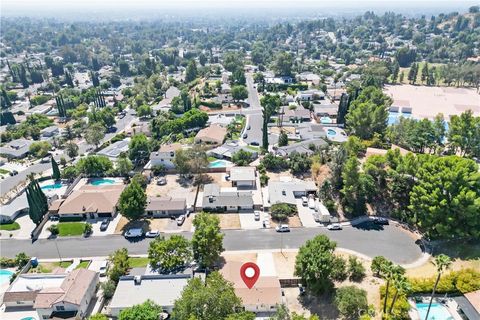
[148,143,183,170]
[3,269,98,320]
[296,72,321,86]
[0,138,34,159]
[297,123,328,140]
[221,83,231,94]
[108,274,191,317]
[201,183,254,212]
[207,142,259,161]
[265,76,293,84]
[313,101,339,121]
[228,166,256,188]
[275,139,327,157]
[296,89,325,101]
[55,184,125,219]
[282,107,311,122]
[220,261,282,314]
[194,124,227,145]
[0,192,28,223]
[145,197,187,218]
[267,179,317,207]
[41,126,59,138]
[97,138,130,161]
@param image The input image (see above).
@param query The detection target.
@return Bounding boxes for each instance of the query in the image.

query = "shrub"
[15,252,30,268]
[348,256,366,282]
[334,286,368,318]
[331,256,348,281]
[408,268,480,294]
[102,280,116,299]
[0,257,16,268]
[270,203,297,221]
[48,224,59,235]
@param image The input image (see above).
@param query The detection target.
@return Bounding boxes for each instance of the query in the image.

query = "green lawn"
[0,168,10,175]
[128,257,149,268]
[246,145,260,152]
[29,261,73,273]
[207,156,217,162]
[58,222,86,237]
[0,222,20,231]
[75,260,91,269]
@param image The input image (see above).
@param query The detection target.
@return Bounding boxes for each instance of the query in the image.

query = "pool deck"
[408,298,463,320]
[72,177,124,191]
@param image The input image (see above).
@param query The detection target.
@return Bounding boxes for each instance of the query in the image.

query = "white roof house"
[108,274,190,316]
[267,180,317,206]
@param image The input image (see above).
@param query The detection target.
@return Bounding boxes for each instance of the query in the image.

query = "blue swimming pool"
[0,269,14,285]
[209,160,229,168]
[41,183,63,190]
[388,111,413,125]
[20,317,36,320]
[327,129,337,136]
[89,178,116,186]
[416,302,454,320]
[320,116,333,124]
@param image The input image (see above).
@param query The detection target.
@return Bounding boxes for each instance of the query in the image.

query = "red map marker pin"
[240,262,260,289]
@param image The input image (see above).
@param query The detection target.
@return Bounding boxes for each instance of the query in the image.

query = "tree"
[408,155,480,239]
[62,166,77,180]
[15,252,30,268]
[118,179,146,221]
[76,155,113,177]
[389,274,411,315]
[261,94,282,148]
[148,235,192,273]
[273,52,293,76]
[448,110,480,157]
[381,263,404,314]
[108,248,129,284]
[116,156,133,177]
[371,256,389,277]
[334,286,368,318]
[278,131,288,147]
[294,234,344,294]
[191,212,224,269]
[421,63,429,84]
[29,141,52,158]
[341,157,366,216]
[26,178,48,225]
[119,300,163,320]
[101,280,116,299]
[172,271,242,320]
[231,149,253,166]
[271,203,297,221]
[348,256,366,281]
[185,60,198,83]
[424,255,452,320]
[51,157,61,180]
[408,63,418,84]
[173,149,192,177]
[85,122,105,149]
[288,152,312,175]
[129,133,150,165]
[231,85,248,102]
[89,314,108,320]
[137,104,153,118]
[345,86,392,140]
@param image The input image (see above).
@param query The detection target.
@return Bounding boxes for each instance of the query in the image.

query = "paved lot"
[0,222,424,265]
[296,199,320,228]
[239,211,268,229]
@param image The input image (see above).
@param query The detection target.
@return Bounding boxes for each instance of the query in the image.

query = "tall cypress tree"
[51,157,61,181]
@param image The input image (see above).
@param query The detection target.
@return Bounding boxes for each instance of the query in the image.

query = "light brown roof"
[58,185,124,215]
[2,290,38,303]
[34,269,97,309]
[159,143,182,153]
[220,261,282,306]
[195,125,227,144]
[146,197,186,211]
[465,290,480,314]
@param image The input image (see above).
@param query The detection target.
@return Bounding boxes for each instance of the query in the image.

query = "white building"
[148,143,183,169]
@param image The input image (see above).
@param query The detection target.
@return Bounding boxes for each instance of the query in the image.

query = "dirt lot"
[208,172,231,188]
[146,174,197,208]
[266,170,294,181]
[115,215,194,234]
[406,257,480,278]
[270,126,296,135]
[217,214,241,229]
[269,215,303,228]
[273,251,298,279]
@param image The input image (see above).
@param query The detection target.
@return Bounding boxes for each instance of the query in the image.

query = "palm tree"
[382,262,403,314]
[389,274,411,315]
[424,254,451,320]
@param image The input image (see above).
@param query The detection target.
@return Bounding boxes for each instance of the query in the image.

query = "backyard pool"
[416,302,454,320]
[89,178,117,186]
[41,182,63,190]
[388,111,413,125]
[320,116,333,124]
[0,269,14,285]
[208,160,230,168]
[327,129,337,136]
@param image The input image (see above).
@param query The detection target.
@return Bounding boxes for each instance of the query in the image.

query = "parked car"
[100,218,110,231]
[146,230,160,238]
[250,141,259,146]
[99,261,108,277]
[308,196,315,209]
[157,177,167,185]
[301,196,308,206]
[40,156,51,163]
[124,228,144,238]
[263,219,270,228]
[276,224,290,232]
[247,125,251,130]
[176,215,186,226]
[9,170,18,176]
[373,217,389,225]
[254,211,261,221]
[49,215,59,221]
[242,133,248,139]
[327,223,342,230]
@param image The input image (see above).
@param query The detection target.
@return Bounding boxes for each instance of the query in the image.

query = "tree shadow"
[298,291,339,320]
[430,239,480,260]
[119,219,151,233]
[176,176,194,187]
[352,221,385,231]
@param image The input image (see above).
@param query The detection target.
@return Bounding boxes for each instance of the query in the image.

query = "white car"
[276,224,290,232]
[176,215,186,226]
[327,223,342,230]
[302,196,308,206]
[99,261,108,277]
[124,228,144,238]
[145,230,160,238]
[254,211,261,221]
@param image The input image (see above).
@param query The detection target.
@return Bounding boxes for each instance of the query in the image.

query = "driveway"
[296,200,319,228]
[239,211,267,230]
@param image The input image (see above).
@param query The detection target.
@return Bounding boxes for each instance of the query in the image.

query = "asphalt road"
[0,223,423,265]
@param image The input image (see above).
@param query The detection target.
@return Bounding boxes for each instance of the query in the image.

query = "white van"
[308,196,315,209]
[301,196,308,206]
[124,228,144,238]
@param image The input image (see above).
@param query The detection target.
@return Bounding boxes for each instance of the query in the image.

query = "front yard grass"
[29,261,73,273]
[75,260,91,269]
[0,222,20,231]
[128,257,149,268]
[58,222,86,236]
[0,168,10,174]
[207,156,217,162]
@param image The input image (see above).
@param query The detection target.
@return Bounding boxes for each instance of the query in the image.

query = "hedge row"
[409,268,480,294]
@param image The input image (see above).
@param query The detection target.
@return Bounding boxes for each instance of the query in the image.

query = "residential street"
[0,222,423,265]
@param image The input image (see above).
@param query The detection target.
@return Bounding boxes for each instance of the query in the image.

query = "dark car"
[373,217,389,225]
[250,141,260,146]
[9,170,18,176]
[100,219,110,231]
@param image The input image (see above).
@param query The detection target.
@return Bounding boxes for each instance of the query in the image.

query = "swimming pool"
[209,160,229,168]
[89,178,117,186]
[388,111,413,125]
[20,317,37,320]
[41,182,63,190]
[327,129,337,136]
[416,302,454,320]
[320,116,333,124]
[0,269,14,285]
